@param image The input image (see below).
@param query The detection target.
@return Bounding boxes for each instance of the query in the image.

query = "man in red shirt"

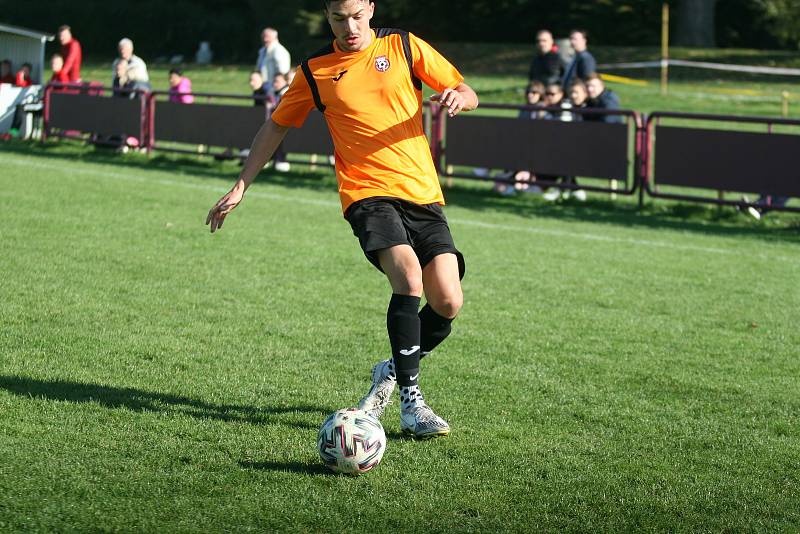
[57,25,82,83]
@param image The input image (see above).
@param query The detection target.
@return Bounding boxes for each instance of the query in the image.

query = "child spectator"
[14,63,33,87]
[168,69,194,104]
[585,74,623,123]
[520,81,545,119]
[50,54,70,83]
[1,60,13,84]
[249,71,271,107]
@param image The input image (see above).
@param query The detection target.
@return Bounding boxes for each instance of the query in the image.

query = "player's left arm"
[430,83,479,118]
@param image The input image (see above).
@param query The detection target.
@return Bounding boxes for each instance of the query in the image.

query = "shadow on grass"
[0,375,329,430]
[238,460,333,476]
[4,139,799,244]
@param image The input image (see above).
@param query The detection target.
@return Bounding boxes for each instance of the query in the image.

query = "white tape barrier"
[598,59,800,76]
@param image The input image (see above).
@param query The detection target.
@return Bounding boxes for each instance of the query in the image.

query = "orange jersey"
[271,29,464,214]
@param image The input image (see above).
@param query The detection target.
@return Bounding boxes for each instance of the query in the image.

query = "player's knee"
[433,289,463,319]
[391,266,423,296]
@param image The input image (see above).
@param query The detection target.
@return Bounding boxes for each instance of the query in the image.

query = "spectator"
[585,74,623,123]
[255,27,291,96]
[562,29,597,90]
[249,71,271,107]
[520,81,545,119]
[743,195,791,220]
[14,63,33,87]
[542,84,572,122]
[1,59,14,84]
[57,25,82,82]
[112,61,134,97]
[568,80,589,118]
[168,69,194,104]
[50,54,70,83]
[528,30,564,86]
[112,38,150,88]
[271,73,290,172]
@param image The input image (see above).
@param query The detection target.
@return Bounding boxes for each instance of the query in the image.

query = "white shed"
[0,23,54,84]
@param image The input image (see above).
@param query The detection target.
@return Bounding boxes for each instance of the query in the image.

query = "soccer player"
[206,0,478,438]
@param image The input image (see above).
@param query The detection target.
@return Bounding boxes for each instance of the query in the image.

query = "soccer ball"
[317,408,386,475]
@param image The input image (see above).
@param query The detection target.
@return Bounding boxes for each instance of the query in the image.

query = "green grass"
[1,141,799,532]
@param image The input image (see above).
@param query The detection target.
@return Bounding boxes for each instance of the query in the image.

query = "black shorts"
[345,196,465,279]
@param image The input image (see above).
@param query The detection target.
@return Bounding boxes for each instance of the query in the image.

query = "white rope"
[598,59,800,76]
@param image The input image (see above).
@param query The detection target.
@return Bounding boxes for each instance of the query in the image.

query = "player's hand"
[206,181,245,233]
[431,88,466,117]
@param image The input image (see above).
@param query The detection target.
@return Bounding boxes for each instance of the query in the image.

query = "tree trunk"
[674,0,717,47]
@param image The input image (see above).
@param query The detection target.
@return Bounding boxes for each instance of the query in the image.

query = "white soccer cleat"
[401,403,450,438]
[542,188,561,201]
[357,359,396,419]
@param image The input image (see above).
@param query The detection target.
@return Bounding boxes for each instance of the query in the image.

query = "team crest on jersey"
[375,55,391,72]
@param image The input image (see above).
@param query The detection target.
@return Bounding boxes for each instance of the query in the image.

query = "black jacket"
[529,51,564,85]
[586,89,623,123]
[562,50,597,89]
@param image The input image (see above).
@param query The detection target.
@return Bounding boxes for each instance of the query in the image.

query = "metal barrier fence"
[42,84,799,212]
[645,111,800,213]
[435,103,642,196]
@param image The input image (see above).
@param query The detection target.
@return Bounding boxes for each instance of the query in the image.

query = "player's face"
[326,0,375,52]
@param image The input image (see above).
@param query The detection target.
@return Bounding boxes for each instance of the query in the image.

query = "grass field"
[1,140,799,531]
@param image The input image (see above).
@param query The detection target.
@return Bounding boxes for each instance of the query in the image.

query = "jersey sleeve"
[408,33,464,93]
[270,68,316,128]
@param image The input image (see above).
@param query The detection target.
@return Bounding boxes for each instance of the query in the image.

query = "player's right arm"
[205,119,290,233]
[206,68,316,233]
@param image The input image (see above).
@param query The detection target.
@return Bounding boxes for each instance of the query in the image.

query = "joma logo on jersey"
[375,56,391,72]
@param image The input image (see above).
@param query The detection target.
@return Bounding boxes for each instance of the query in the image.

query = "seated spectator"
[529,30,564,86]
[249,71,272,107]
[1,60,14,84]
[562,29,597,90]
[520,81,545,119]
[50,54,70,84]
[14,63,33,87]
[585,74,623,123]
[542,84,572,122]
[568,81,589,119]
[541,84,589,201]
[168,69,194,104]
[111,38,150,89]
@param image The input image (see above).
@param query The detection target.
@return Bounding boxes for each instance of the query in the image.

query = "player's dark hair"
[323,0,373,8]
[22,62,32,69]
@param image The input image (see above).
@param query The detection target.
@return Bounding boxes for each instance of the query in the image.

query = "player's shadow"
[237,460,332,477]
[0,375,329,430]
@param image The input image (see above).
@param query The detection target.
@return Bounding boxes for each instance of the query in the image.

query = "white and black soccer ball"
[317,408,386,475]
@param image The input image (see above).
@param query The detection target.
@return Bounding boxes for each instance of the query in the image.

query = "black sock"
[419,304,454,359]
[386,294,421,387]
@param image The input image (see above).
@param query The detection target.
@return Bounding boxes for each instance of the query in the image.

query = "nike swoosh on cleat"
[399,346,420,356]
[332,70,348,81]
[409,373,419,381]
